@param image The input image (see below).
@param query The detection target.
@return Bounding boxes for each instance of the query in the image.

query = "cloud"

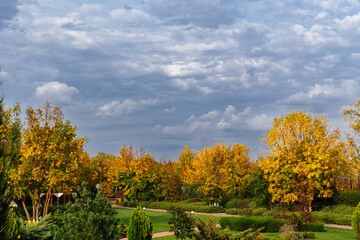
[96,98,161,116]
[35,81,79,103]
[0,0,18,30]
[277,80,359,112]
[158,105,263,136]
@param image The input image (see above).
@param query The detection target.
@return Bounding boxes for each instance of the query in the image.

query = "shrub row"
[118,200,225,213]
[219,217,285,232]
[219,217,324,233]
[313,212,351,225]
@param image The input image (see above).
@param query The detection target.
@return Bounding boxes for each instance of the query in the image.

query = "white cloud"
[96,98,161,116]
[35,81,78,102]
[159,105,259,136]
[247,114,273,131]
[164,107,176,113]
[278,80,359,106]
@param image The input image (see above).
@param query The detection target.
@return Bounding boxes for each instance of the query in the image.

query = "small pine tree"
[53,182,125,240]
[352,202,360,239]
[168,206,195,239]
[127,206,153,240]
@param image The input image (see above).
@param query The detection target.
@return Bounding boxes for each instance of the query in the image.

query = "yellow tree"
[343,99,360,190]
[10,103,88,222]
[259,111,347,221]
[90,153,119,197]
[190,143,253,204]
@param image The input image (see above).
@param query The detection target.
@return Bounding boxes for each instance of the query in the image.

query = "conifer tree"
[127,206,153,240]
[53,181,124,240]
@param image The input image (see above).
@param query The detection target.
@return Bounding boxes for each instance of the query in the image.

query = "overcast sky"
[1,0,360,159]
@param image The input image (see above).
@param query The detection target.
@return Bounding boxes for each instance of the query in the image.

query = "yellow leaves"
[260,111,347,207]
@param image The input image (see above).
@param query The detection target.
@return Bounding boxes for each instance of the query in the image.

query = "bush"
[252,208,268,217]
[225,199,248,209]
[193,218,262,240]
[226,208,239,215]
[219,217,285,233]
[53,182,125,240]
[167,207,195,240]
[301,232,315,239]
[19,214,55,240]
[352,201,360,239]
[299,223,324,232]
[338,191,360,207]
[127,206,153,240]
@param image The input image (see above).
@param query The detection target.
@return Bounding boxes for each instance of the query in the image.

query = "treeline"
[2,99,360,223]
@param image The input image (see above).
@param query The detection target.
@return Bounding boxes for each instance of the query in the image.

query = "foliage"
[53,181,125,240]
[90,152,119,197]
[219,217,285,233]
[10,103,89,222]
[184,143,253,204]
[4,208,21,239]
[299,223,324,232]
[192,217,262,240]
[127,206,153,240]
[0,100,21,238]
[352,201,360,239]
[279,224,303,240]
[19,214,55,240]
[117,145,163,201]
[337,191,360,206]
[260,111,347,221]
[167,206,195,239]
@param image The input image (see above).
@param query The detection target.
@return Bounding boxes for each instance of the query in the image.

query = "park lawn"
[114,208,221,233]
[114,208,357,239]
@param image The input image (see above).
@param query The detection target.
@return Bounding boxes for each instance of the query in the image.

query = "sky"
[1,0,360,160]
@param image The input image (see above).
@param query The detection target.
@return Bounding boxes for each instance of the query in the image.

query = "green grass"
[114,207,221,233]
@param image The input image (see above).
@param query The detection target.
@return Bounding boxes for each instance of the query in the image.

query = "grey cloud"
[0,0,18,30]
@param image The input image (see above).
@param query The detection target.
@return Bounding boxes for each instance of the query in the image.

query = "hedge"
[219,217,325,233]
[117,200,225,213]
[219,217,285,232]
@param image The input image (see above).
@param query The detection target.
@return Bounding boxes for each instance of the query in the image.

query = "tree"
[167,206,195,239]
[0,101,21,238]
[10,103,89,222]
[260,111,347,221]
[53,181,125,240]
[189,143,253,204]
[352,202,360,239]
[127,206,153,240]
[344,98,360,134]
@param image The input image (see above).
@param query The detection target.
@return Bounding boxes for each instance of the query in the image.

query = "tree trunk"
[43,188,52,218]
[21,197,31,222]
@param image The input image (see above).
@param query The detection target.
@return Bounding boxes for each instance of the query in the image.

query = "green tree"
[127,206,153,240]
[53,181,124,240]
[168,206,195,239]
[0,99,21,238]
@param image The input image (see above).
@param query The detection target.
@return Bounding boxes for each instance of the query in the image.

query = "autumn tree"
[10,103,88,222]
[160,160,182,201]
[260,111,347,221]
[90,153,119,197]
[343,99,360,190]
[117,145,162,201]
[189,143,253,204]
